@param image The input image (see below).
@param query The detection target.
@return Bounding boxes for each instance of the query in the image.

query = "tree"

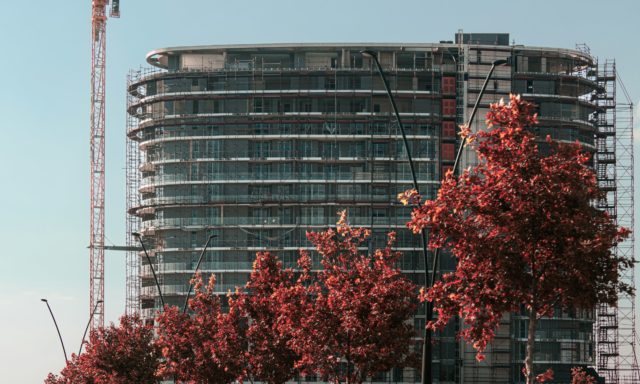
[571,367,597,384]
[288,211,417,384]
[44,315,160,384]
[44,354,94,384]
[155,274,246,384]
[233,251,310,384]
[403,95,632,384]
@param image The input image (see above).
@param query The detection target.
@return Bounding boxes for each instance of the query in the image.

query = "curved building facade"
[126,34,613,383]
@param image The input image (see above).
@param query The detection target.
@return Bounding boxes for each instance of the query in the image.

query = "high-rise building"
[125,33,636,383]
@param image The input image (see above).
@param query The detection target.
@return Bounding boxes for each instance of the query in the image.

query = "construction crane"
[89,0,119,331]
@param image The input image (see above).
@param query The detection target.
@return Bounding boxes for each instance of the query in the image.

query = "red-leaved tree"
[45,314,160,384]
[571,367,597,384]
[233,251,311,384]
[402,95,632,384]
[155,274,246,384]
[288,211,417,384]
[572,367,599,384]
[44,354,94,384]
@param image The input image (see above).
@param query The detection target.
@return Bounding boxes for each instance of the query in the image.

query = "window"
[337,185,354,198]
[372,185,388,198]
[372,208,388,224]
[277,141,292,157]
[206,185,221,201]
[414,98,433,113]
[372,142,388,157]
[253,98,263,113]
[419,124,435,136]
[441,76,456,94]
[529,56,542,72]
[442,99,456,116]
[441,143,455,161]
[205,162,221,177]
[190,163,199,179]
[251,164,269,178]
[302,206,323,225]
[349,142,365,157]
[250,185,270,197]
[301,184,325,200]
[251,208,270,224]
[251,141,270,158]
[301,99,312,112]
[146,81,157,96]
[298,141,314,157]
[442,121,456,138]
[254,123,269,135]
[372,163,389,177]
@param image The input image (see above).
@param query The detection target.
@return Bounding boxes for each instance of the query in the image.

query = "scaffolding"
[595,58,619,384]
[594,59,639,384]
[125,69,142,315]
[613,69,638,384]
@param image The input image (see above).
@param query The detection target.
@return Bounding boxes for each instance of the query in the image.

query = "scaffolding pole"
[125,69,142,315]
[613,70,638,383]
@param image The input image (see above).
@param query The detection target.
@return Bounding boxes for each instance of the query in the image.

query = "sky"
[0,0,638,382]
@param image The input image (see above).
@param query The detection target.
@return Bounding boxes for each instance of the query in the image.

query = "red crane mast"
[89,0,119,330]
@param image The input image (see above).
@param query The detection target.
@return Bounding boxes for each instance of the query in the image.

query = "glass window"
[442,121,456,138]
[441,143,455,161]
[441,76,456,94]
[442,99,456,116]
[372,142,388,157]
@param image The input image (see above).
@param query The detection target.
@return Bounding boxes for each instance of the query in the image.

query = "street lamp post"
[362,50,509,384]
[427,56,510,299]
[426,56,510,307]
[132,232,166,309]
[78,299,103,356]
[41,298,68,364]
[452,58,508,169]
[361,49,434,384]
[182,234,218,314]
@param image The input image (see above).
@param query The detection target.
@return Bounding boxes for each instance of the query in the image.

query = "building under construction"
[125,33,638,383]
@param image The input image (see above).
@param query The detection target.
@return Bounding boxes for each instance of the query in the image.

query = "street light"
[41,298,68,364]
[427,56,511,318]
[361,50,420,189]
[78,299,103,356]
[362,50,509,384]
[182,234,218,314]
[132,232,166,309]
[452,58,509,169]
[362,49,434,384]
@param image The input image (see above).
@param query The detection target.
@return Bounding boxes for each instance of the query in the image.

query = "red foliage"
[233,251,310,384]
[535,368,554,383]
[155,274,245,384]
[44,354,94,384]
[287,211,417,384]
[45,315,160,384]
[406,95,631,383]
[571,367,597,384]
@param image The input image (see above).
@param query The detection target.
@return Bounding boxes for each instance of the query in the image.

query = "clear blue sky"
[0,0,638,382]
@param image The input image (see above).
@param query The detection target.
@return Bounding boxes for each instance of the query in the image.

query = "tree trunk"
[524,309,537,384]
